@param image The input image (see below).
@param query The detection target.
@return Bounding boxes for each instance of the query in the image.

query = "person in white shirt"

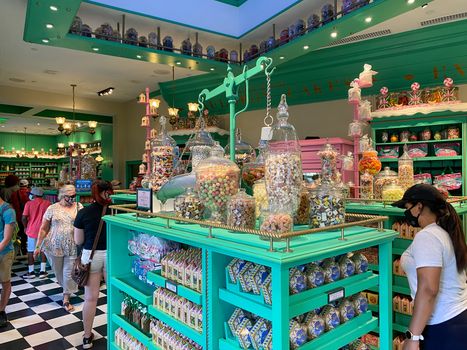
[392,184,467,349]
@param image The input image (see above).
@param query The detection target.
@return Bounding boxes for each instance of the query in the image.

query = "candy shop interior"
[1,0,467,349]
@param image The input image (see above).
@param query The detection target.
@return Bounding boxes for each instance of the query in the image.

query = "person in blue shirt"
[0,194,16,328]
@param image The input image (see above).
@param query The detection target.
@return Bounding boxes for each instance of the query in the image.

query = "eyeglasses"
[65,194,77,199]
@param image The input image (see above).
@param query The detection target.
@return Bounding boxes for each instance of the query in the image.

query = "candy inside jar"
[226,189,256,231]
[241,140,267,188]
[374,167,398,200]
[259,207,293,241]
[253,179,268,218]
[398,145,414,190]
[225,128,256,167]
[294,185,310,225]
[195,142,240,223]
[382,182,404,202]
[358,149,382,176]
[348,121,367,138]
[309,184,346,228]
[360,171,374,200]
[174,187,205,222]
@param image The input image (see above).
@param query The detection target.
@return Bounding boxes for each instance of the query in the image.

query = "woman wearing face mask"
[392,184,467,349]
[74,180,113,349]
[34,185,83,312]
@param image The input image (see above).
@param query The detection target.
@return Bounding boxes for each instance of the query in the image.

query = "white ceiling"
[0,0,466,135]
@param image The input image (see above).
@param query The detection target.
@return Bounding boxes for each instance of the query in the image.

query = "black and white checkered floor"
[0,259,108,350]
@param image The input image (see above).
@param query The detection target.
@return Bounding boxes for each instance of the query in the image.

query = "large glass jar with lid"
[185,117,215,171]
[224,128,256,167]
[195,141,240,223]
[374,167,398,200]
[358,148,382,176]
[398,145,414,190]
[174,187,204,222]
[241,139,267,188]
[265,94,303,213]
[150,116,179,191]
[382,182,404,202]
[226,188,256,230]
[309,182,345,228]
[253,179,268,218]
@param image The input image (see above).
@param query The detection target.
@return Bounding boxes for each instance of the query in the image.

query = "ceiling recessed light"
[42,39,49,43]
[407,0,415,4]
[365,17,372,23]
[92,47,99,51]
[36,123,41,126]
[49,5,58,11]
[210,68,215,71]
[421,3,429,8]
[136,55,142,59]
[279,56,285,60]
[303,45,309,50]
[331,31,338,38]
[176,61,181,65]
[46,24,54,29]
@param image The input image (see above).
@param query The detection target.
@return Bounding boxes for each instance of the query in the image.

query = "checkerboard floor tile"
[0,260,107,350]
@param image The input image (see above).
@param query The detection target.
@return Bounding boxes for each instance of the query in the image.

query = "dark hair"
[91,180,113,205]
[420,200,467,272]
[5,174,19,188]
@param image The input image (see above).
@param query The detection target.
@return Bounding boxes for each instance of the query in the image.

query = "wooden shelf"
[375,138,462,146]
[380,156,462,162]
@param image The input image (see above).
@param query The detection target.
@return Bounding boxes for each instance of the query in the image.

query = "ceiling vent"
[421,12,467,26]
[325,29,392,47]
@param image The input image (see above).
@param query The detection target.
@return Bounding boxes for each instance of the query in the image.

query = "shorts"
[27,236,38,253]
[0,251,15,283]
[81,249,106,274]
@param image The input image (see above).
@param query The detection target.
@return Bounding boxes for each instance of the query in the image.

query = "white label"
[165,280,178,294]
[261,127,272,141]
[328,288,345,303]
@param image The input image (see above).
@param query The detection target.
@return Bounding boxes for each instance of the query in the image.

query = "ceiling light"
[365,17,372,23]
[210,68,214,71]
[421,3,429,8]
[42,39,49,43]
[36,122,40,126]
[279,56,285,60]
[136,55,142,59]
[92,47,99,51]
[331,31,338,38]
[95,154,104,162]
[46,24,54,29]
[49,5,58,11]
[303,45,309,50]
[176,61,181,65]
[97,87,114,96]
[407,0,415,4]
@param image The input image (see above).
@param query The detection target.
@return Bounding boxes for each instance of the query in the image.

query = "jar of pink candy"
[259,207,293,241]
[195,142,240,223]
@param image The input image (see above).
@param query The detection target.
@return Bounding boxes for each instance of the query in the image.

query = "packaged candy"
[289,267,307,294]
[407,143,428,158]
[337,299,355,322]
[350,293,369,315]
[348,121,366,138]
[322,258,341,283]
[447,126,460,139]
[349,339,372,350]
[306,263,325,288]
[289,320,308,349]
[236,318,253,349]
[434,142,460,157]
[251,265,269,295]
[250,319,271,350]
[262,274,272,305]
[304,312,325,339]
[434,173,462,191]
[348,79,361,104]
[320,305,340,331]
[358,64,377,88]
[338,255,356,278]
[351,253,369,274]
[238,262,255,293]
[399,130,410,143]
[262,329,273,350]
[227,259,247,283]
[228,309,247,341]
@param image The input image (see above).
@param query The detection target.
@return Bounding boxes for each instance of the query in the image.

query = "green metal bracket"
[198,56,274,160]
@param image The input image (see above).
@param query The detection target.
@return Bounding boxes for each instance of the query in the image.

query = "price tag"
[165,280,178,294]
[137,188,152,211]
[327,288,345,303]
[261,127,272,141]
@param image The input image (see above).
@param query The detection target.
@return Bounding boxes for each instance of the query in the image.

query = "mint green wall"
[56,127,102,144]
[0,132,57,151]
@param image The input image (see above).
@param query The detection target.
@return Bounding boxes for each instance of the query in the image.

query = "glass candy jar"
[317,143,338,180]
[174,188,204,221]
[195,142,240,223]
[374,167,398,200]
[225,128,256,167]
[185,117,215,170]
[253,179,268,218]
[259,207,293,237]
[226,189,256,230]
[241,140,266,188]
[309,183,345,228]
[382,182,404,202]
[398,146,414,190]
[265,94,303,213]
[150,116,179,191]
[294,184,310,225]
[193,33,202,57]
[358,149,382,176]
[360,171,374,200]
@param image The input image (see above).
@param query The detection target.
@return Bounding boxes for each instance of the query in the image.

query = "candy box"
[377,145,399,159]
[227,259,247,284]
[238,262,255,293]
[262,329,273,350]
[250,319,271,350]
[414,173,432,185]
[306,263,325,288]
[228,309,247,340]
[407,143,428,158]
[304,312,325,339]
[434,142,460,157]
[262,274,272,305]
[366,292,379,305]
[250,265,269,295]
[289,320,308,349]
[235,318,253,349]
[289,267,307,294]
[434,172,462,190]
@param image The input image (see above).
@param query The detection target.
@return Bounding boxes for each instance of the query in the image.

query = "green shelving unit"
[105,212,398,349]
[0,158,65,186]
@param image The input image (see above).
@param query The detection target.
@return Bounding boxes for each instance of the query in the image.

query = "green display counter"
[111,193,137,205]
[105,212,398,350]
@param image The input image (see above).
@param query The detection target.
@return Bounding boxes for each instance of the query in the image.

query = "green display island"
[105,209,398,350]
[346,201,467,335]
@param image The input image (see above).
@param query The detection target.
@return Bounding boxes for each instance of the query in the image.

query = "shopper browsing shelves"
[392,184,467,349]
[34,185,83,312]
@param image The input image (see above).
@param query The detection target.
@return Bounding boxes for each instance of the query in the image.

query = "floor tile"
[33,337,73,350]
[42,287,65,296]
[24,328,62,347]
[6,308,35,321]
[0,337,30,350]
[37,307,71,321]
[93,324,107,338]
[11,279,28,287]
[9,314,44,329]
[17,291,46,302]
[93,313,107,328]
[30,301,61,314]
[11,284,36,293]
[46,314,81,329]
[25,296,54,307]
[16,321,52,337]
[0,328,21,343]
[55,321,83,337]
[5,301,29,314]
[36,283,62,292]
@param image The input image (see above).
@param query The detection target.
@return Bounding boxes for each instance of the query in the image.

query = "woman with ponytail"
[392,184,467,349]
[73,180,113,349]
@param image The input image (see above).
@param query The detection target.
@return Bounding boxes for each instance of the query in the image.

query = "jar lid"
[375,166,398,179]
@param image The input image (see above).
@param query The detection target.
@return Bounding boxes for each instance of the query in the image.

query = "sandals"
[63,301,75,312]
